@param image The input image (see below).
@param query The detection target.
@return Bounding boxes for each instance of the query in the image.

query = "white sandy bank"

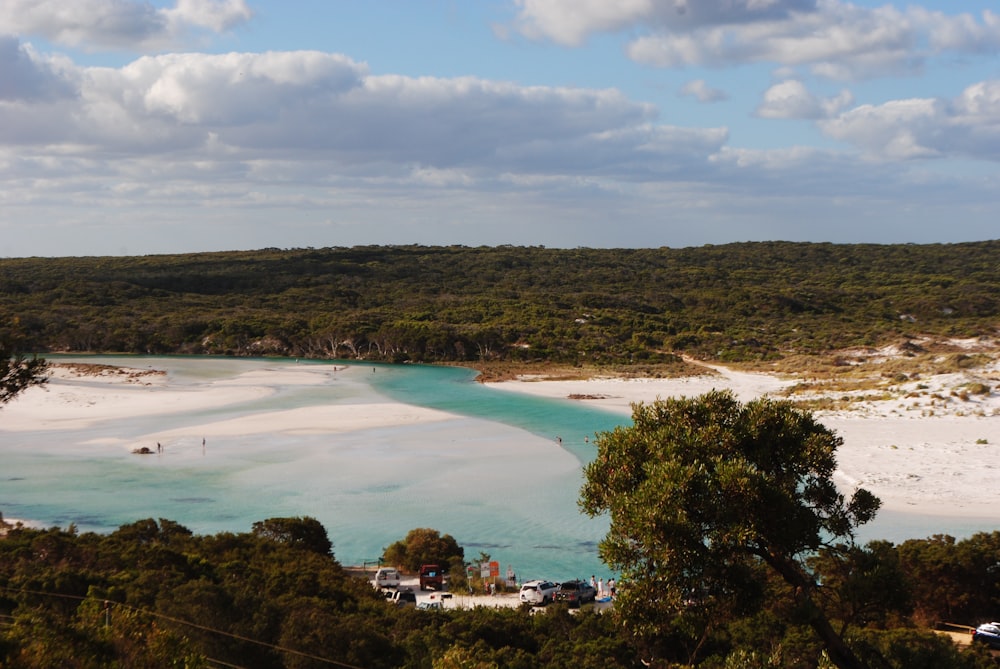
[0,362,455,441]
[3,356,999,523]
[486,361,1000,519]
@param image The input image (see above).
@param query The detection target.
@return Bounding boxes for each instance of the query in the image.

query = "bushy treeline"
[2,242,999,364]
[0,518,633,668]
[1,518,998,668]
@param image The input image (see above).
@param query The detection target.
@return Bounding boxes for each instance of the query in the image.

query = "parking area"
[371,573,614,612]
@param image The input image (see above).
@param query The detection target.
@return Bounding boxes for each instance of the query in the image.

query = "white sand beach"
[486,352,1000,519]
[2,352,998,550]
[0,358,599,577]
[0,362,455,440]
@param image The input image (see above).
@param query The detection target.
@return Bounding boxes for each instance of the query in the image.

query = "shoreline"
[484,355,1000,519]
[3,353,998,539]
[0,357,603,579]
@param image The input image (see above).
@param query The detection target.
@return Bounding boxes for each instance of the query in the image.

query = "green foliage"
[807,541,912,632]
[896,532,1000,626]
[0,318,48,405]
[851,628,995,669]
[382,527,465,573]
[3,242,999,364]
[0,518,380,667]
[2,515,999,667]
[581,390,881,669]
[251,516,334,558]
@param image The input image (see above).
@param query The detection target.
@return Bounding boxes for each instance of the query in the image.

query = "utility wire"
[0,585,367,669]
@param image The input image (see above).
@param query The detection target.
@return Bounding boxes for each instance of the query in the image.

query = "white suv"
[519,580,558,605]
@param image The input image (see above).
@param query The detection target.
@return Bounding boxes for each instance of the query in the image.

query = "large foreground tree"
[581,390,881,669]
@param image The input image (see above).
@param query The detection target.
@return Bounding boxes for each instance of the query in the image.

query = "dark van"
[419,564,443,590]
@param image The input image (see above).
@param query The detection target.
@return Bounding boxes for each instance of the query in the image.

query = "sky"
[1,0,999,257]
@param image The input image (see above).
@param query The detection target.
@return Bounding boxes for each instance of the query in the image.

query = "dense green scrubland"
[1,518,998,668]
[3,242,1000,667]
[2,241,998,365]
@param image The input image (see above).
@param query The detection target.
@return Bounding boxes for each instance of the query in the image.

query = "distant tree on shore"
[251,516,334,558]
[382,527,464,572]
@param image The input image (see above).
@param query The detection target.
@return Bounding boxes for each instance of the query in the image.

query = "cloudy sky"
[2,0,999,257]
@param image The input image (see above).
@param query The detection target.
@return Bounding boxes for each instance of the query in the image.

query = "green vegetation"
[2,241,999,366]
[0,518,634,668]
[381,527,464,573]
[1,518,998,668]
[581,391,881,668]
[0,319,48,405]
[3,243,1000,666]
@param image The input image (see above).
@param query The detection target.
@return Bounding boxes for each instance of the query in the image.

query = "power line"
[0,585,367,669]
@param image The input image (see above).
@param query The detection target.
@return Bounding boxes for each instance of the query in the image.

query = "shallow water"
[1,356,995,583]
[1,356,624,581]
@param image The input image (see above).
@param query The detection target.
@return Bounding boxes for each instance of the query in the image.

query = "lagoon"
[1,356,623,581]
[1,356,995,582]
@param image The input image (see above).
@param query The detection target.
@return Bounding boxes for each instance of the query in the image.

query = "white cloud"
[513,0,1000,81]
[2,49,730,180]
[953,80,1000,119]
[819,81,1000,160]
[0,0,252,51]
[679,79,728,103]
[756,79,852,119]
[820,99,943,159]
[514,0,816,43]
[4,44,999,201]
[917,7,1000,52]
[0,36,77,102]
[131,51,365,125]
[625,2,918,80]
[2,8,1000,258]
[166,0,253,33]
[512,0,652,46]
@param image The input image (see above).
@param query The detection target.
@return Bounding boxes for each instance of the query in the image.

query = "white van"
[375,567,401,588]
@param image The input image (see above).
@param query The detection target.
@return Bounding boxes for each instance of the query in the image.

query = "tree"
[808,540,911,632]
[382,528,464,573]
[897,531,1000,625]
[580,390,881,669]
[1,324,48,406]
[251,516,334,558]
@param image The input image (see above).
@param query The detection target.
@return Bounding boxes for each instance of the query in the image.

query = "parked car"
[972,622,1000,649]
[419,564,444,591]
[519,580,558,605]
[390,589,417,607]
[555,579,597,607]
[375,567,401,588]
[416,601,442,610]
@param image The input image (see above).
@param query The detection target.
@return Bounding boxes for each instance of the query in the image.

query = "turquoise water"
[1,356,995,584]
[366,363,626,462]
[0,356,627,582]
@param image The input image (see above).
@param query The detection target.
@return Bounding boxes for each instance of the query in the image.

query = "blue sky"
[2,0,999,256]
